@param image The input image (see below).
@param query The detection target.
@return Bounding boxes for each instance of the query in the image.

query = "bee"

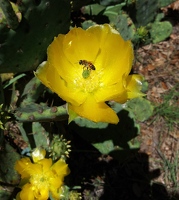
[79,60,96,79]
[79,60,96,70]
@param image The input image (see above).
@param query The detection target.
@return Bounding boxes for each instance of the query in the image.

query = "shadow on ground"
[99,152,178,200]
[68,130,179,200]
[67,108,179,200]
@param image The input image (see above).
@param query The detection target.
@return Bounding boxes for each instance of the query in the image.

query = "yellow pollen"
[30,173,49,188]
[74,68,103,93]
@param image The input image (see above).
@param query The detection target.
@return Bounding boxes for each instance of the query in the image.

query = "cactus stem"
[15,105,68,122]
[0,0,19,29]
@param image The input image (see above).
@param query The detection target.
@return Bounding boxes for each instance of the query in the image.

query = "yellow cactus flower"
[35,24,144,124]
[15,153,70,200]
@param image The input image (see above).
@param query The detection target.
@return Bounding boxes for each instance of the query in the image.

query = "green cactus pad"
[21,76,44,104]
[158,0,176,7]
[15,103,68,122]
[0,143,20,184]
[150,21,173,43]
[125,97,154,122]
[71,109,140,160]
[102,4,135,41]
[17,121,49,150]
[113,13,136,41]
[81,4,105,15]
[81,20,96,30]
[136,0,158,26]
[74,116,108,129]
[32,122,49,149]
[0,0,19,29]
[0,0,70,73]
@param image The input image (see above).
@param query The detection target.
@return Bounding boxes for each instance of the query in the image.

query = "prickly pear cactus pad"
[0,0,70,73]
[0,0,177,199]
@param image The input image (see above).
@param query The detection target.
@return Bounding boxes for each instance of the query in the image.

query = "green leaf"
[3,73,26,89]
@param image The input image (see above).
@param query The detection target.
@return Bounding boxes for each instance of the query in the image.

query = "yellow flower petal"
[19,183,35,200]
[114,74,144,103]
[27,163,43,176]
[35,61,54,92]
[35,60,87,106]
[94,80,125,102]
[47,34,79,82]
[62,27,100,63]
[50,186,63,200]
[50,177,63,191]
[87,24,134,85]
[38,158,52,172]
[15,157,33,179]
[33,185,49,200]
[112,91,128,104]
[126,74,144,99]
[47,29,99,85]
[48,64,88,106]
[51,159,70,177]
[69,95,119,124]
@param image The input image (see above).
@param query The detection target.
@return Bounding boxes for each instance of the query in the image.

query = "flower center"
[74,65,104,93]
[30,173,49,188]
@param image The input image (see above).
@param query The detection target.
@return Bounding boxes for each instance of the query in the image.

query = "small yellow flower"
[15,153,70,200]
[35,24,144,124]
